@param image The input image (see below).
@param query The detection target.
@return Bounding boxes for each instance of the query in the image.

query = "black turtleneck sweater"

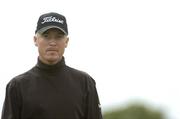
[1,57,103,119]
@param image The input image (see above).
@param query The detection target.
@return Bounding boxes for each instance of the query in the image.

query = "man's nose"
[49,39,57,46]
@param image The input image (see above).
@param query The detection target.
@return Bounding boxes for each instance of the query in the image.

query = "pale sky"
[0,0,180,119]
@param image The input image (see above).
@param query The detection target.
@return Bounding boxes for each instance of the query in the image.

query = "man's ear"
[34,36,38,46]
[65,37,69,48]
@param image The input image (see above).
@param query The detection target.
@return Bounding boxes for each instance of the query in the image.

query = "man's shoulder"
[65,65,96,84]
[66,65,90,77]
[8,68,34,85]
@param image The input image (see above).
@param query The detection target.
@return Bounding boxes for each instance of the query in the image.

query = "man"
[1,12,103,119]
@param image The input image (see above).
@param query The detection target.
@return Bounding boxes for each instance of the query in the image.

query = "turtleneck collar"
[36,57,66,71]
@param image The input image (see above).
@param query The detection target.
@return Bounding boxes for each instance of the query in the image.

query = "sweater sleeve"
[1,80,22,119]
[85,77,103,119]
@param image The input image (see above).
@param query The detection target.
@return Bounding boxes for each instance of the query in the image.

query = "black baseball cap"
[35,12,68,35]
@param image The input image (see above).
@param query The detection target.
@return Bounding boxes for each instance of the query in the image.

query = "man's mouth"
[46,48,58,52]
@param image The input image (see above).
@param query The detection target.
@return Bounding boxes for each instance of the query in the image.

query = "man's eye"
[57,35,64,39]
[43,34,49,38]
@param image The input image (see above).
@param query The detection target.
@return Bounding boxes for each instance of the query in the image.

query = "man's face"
[34,28,69,65]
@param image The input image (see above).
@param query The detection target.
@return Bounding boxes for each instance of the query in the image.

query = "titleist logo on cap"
[41,16,64,24]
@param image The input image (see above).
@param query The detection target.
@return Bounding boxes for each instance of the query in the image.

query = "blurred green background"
[103,101,166,119]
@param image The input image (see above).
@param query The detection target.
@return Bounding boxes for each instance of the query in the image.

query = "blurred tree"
[103,103,165,119]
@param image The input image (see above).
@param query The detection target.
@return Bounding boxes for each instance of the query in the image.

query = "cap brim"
[36,25,67,35]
